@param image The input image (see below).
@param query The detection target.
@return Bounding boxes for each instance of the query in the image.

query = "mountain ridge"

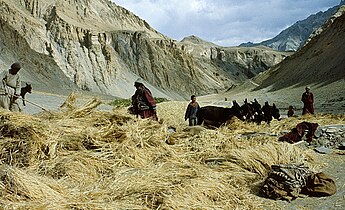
[0,0,290,99]
[239,1,345,51]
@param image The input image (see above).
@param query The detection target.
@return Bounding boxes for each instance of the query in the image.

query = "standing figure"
[184,95,200,126]
[0,62,22,111]
[301,86,314,115]
[131,78,158,121]
[287,105,295,117]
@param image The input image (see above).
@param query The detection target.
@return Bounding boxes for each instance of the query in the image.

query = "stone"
[339,142,345,150]
[314,129,322,138]
[314,146,332,154]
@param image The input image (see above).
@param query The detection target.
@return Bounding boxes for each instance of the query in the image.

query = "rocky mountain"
[201,5,345,115]
[179,35,291,79]
[253,5,345,91]
[249,5,345,112]
[0,0,290,100]
[240,0,345,51]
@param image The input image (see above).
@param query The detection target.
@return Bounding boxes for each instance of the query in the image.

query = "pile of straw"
[0,95,343,209]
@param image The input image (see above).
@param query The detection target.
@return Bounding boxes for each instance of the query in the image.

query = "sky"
[112,0,341,47]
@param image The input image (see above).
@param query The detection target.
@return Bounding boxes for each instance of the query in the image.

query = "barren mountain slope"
[180,35,291,78]
[0,0,293,99]
[253,6,345,91]
[0,0,234,99]
[240,1,345,51]
[199,7,345,114]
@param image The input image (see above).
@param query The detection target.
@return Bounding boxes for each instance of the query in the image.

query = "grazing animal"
[20,83,32,106]
[196,106,237,127]
[240,98,265,124]
[251,99,264,124]
[232,100,244,120]
[241,98,256,121]
[262,102,280,124]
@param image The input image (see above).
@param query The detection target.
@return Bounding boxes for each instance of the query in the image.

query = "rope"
[8,93,52,113]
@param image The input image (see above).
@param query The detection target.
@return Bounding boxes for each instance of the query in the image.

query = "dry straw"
[0,95,343,209]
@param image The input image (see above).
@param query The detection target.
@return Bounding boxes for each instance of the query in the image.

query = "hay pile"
[0,95,344,209]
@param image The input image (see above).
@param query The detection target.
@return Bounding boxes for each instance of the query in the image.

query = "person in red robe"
[131,78,158,121]
[301,86,314,115]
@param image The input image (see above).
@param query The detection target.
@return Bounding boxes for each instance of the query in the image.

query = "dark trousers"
[189,118,197,126]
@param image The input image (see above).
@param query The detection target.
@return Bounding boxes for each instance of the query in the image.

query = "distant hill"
[179,36,291,79]
[203,6,345,114]
[253,6,345,91]
[239,1,345,51]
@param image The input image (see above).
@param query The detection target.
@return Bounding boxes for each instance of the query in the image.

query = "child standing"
[287,105,295,117]
[184,95,200,126]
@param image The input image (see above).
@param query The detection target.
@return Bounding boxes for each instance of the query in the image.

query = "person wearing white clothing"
[0,62,22,111]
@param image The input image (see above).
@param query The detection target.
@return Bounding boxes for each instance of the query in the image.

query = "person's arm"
[301,93,306,102]
[185,104,191,120]
[144,89,156,109]
[15,74,21,95]
[196,103,200,111]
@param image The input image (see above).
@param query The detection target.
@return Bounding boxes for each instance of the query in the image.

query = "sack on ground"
[306,172,336,196]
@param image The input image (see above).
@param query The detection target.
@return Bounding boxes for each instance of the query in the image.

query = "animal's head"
[232,100,240,108]
[251,99,261,111]
[272,103,280,120]
[25,83,32,93]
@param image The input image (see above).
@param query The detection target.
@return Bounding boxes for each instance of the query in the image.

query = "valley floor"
[19,90,345,210]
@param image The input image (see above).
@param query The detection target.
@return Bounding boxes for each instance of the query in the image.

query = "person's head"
[288,105,293,110]
[134,78,145,89]
[191,95,196,102]
[305,86,311,92]
[10,62,21,75]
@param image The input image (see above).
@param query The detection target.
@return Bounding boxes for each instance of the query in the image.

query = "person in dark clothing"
[184,95,200,126]
[131,78,158,121]
[301,86,314,115]
[287,105,295,117]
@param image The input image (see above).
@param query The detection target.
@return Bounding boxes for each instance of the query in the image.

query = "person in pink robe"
[131,78,158,121]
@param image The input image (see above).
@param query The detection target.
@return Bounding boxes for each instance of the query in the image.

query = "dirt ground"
[197,86,345,210]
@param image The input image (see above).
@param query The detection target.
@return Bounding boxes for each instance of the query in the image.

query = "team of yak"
[197,99,280,127]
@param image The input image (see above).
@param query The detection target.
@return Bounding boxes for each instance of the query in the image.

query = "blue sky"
[113,0,341,47]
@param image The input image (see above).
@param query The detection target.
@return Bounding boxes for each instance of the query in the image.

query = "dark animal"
[196,106,241,127]
[241,98,263,123]
[251,99,264,124]
[262,102,280,124]
[232,100,245,120]
[20,83,32,106]
[241,98,255,121]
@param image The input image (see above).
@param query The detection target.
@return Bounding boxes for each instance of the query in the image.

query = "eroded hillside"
[0,0,290,99]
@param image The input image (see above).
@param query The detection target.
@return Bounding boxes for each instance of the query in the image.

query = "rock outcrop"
[180,35,291,78]
[0,0,290,99]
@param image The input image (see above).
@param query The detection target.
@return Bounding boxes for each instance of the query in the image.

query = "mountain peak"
[181,35,218,46]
